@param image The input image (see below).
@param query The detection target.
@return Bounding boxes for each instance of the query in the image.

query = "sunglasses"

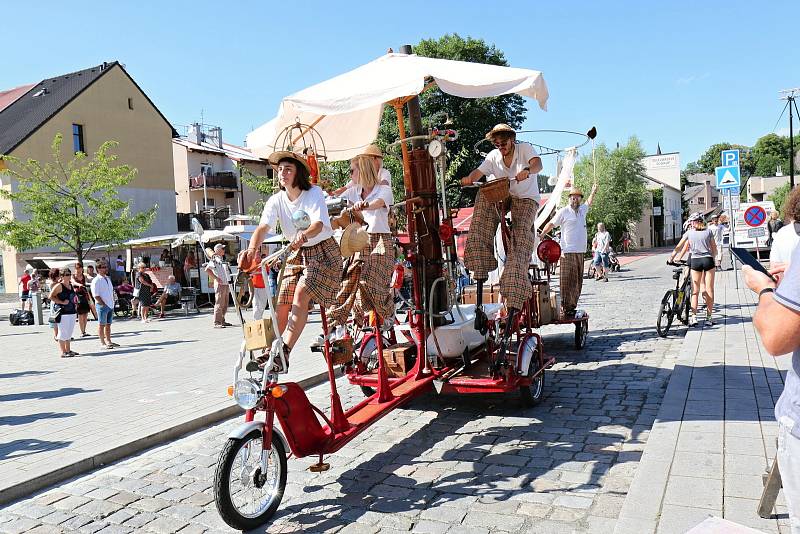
[493,140,512,148]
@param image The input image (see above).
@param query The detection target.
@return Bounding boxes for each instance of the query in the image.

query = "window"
[205,198,215,207]
[200,163,213,177]
[127,97,134,110]
[72,124,85,154]
[712,197,718,203]
[698,197,704,203]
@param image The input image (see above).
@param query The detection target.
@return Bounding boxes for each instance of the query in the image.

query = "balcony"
[177,206,232,231]
[189,171,238,190]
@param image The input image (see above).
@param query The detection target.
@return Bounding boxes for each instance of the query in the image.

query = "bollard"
[31,292,44,325]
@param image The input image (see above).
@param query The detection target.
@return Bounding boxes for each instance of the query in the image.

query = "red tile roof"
[0,84,35,112]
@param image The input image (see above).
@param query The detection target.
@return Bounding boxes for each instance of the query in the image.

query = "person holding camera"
[743,243,800,532]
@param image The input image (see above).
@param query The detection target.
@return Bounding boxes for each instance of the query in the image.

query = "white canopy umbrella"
[246,52,549,162]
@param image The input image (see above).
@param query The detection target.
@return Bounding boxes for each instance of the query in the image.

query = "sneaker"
[310,334,325,348]
[214,324,225,329]
[68,350,79,356]
[159,313,165,318]
[706,313,714,326]
[689,313,698,327]
[105,344,115,350]
[603,276,609,282]
[108,342,120,348]
[81,333,90,338]
[222,322,234,327]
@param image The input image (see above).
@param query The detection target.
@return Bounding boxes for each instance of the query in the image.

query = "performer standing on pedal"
[459,124,543,330]
[327,152,395,337]
[239,151,341,370]
[540,183,599,318]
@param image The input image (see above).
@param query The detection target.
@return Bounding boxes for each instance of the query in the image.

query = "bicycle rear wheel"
[656,290,674,337]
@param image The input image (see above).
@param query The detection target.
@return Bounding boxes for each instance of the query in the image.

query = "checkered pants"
[328,233,394,327]
[276,237,341,308]
[464,195,538,310]
[559,253,584,314]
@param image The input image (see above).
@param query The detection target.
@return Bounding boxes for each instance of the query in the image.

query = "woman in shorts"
[238,151,340,371]
[49,267,79,357]
[669,213,717,326]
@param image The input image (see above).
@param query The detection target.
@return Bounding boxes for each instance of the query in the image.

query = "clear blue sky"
[3,1,796,171]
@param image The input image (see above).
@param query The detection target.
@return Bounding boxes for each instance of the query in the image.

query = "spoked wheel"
[520,351,545,407]
[656,291,675,338]
[574,319,589,349]
[214,430,287,531]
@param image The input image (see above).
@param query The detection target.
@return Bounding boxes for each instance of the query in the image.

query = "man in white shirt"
[460,124,543,331]
[91,261,119,349]
[205,243,232,328]
[540,183,599,317]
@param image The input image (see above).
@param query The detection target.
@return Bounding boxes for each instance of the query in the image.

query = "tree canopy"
[572,137,649,243]
[0,135,155,261]
[376,34,527,203]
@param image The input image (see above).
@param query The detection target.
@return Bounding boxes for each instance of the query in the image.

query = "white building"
[641,151,683,246]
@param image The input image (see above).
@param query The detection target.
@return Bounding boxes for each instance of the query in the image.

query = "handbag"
[132,286,140,298]
[49,305,63,324]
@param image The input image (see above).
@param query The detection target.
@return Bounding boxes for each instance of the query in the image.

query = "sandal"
[68,350,79,356]
[61,352,73,358]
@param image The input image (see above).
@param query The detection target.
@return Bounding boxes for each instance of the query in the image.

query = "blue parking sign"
[721,149,740,168]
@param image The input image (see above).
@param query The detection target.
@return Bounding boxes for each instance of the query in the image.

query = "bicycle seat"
[672,268,684,274]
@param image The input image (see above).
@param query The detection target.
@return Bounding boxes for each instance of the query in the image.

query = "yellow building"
[0,61,178,293]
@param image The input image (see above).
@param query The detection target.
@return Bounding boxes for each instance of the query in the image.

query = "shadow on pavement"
[0,370,53,379]
[0,412,76,426]
[0,439,71,461]
[0,387,100,403]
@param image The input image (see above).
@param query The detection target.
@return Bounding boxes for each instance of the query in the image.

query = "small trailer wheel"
[575,320,589,349]
[520,358,545,407]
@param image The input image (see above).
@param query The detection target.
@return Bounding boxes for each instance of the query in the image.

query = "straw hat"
[567,187,584,198]
[484,123,516,140]
[267,150,311,174]
[339,223,370,257]
[359,144,383,159]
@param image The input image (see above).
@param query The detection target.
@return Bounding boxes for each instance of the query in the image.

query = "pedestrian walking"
[91,261,119,349]
[134,263,156,323]
[743,244,800,533]
[707,215,724,270]
[591,222,612,282]
[18,268,32,311]
[770,186,800,270]
[49,267,79,357]
[669,212,717,326]
[72,262,94,337]
[114,254,126,283]
[540,182,599,317]
[767,210,784,248]
[46,267,61,343]
[205,244,232,328]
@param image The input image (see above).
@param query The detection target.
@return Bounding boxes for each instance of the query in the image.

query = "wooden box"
[532,282,552,325]
[461,284,500,305]
[243,318,276,351]
[381,342,415,378]
[329,338,354,366]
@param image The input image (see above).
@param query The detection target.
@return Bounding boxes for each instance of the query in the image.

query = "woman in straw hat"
[459,124,543,328]
[330,144,392,197]
[326,153,396,336]
[239,151,340,370]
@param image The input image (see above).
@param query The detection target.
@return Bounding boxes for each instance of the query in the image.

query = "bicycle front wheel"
[656,290,674,337]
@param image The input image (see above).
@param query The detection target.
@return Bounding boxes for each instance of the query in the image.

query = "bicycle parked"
[656,259,691,337]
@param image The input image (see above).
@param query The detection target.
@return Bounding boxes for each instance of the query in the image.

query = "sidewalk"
[0,306,331,505]
[615,268,792,533]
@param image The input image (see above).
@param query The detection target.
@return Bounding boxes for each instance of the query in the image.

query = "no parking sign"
[744,205,766,227]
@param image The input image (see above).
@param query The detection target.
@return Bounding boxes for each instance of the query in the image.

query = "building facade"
[0,62,178,293]
[172,124,271,231]
[640,152,683,246]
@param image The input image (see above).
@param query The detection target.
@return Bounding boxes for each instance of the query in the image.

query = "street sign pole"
[729,188,738,288]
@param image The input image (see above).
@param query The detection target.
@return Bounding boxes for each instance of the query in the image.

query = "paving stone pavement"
[0,303,332,504]
[0,251,684,533]
[615,268,793,534]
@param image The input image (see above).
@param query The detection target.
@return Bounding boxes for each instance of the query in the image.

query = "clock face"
[427,139,443,158]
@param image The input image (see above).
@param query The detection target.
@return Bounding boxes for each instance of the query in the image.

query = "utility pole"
[779,88,800,189]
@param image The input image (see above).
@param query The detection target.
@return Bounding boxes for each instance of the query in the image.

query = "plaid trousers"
[559,253,584,314]
[328,233,394,327]
[464,194,538,310]
[277,237,341,308]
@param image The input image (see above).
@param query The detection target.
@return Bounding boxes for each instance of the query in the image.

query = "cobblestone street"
[0,251,687,533]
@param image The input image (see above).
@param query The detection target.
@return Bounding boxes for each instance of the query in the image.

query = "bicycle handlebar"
[666,260,687,266]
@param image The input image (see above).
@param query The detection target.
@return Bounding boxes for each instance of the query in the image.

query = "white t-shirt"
[340,184,394,234]
[477,142,541,202]
[551,204,589,254]
[259,185,333,247]
[707,223,723,243]
[771,223,800,266]
[204,257,230,286]
[594,231,611,253]
[90,274,115,307]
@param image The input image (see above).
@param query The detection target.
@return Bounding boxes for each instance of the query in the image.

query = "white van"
[732,201,775,252]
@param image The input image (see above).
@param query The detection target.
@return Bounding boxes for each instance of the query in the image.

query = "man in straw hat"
[205,243,232,328]
[460,123,543,330]
[330,144,392,197]
[540,182,599,317]
[239,150,340,371]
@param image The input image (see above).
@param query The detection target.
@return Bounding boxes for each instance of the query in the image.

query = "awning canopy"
[123,233,186,249]
[246,52,549,162]
[171,230,238,248]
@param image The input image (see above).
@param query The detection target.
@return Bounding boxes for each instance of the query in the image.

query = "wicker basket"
[479,177,510,203]
[329,338,354,366]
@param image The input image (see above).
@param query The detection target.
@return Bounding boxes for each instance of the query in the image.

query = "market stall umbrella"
[246,52,549,162]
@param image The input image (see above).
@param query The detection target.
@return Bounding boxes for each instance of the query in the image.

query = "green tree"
[239,165,275,218]
[572,137,649,244]
[769,182,792,217]
[377,34,527,204]
[695,143,755,177]
[752,133,797,177]
[0,135,155,261]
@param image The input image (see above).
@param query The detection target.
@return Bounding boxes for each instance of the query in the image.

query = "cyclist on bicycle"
[460,124,542,331]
